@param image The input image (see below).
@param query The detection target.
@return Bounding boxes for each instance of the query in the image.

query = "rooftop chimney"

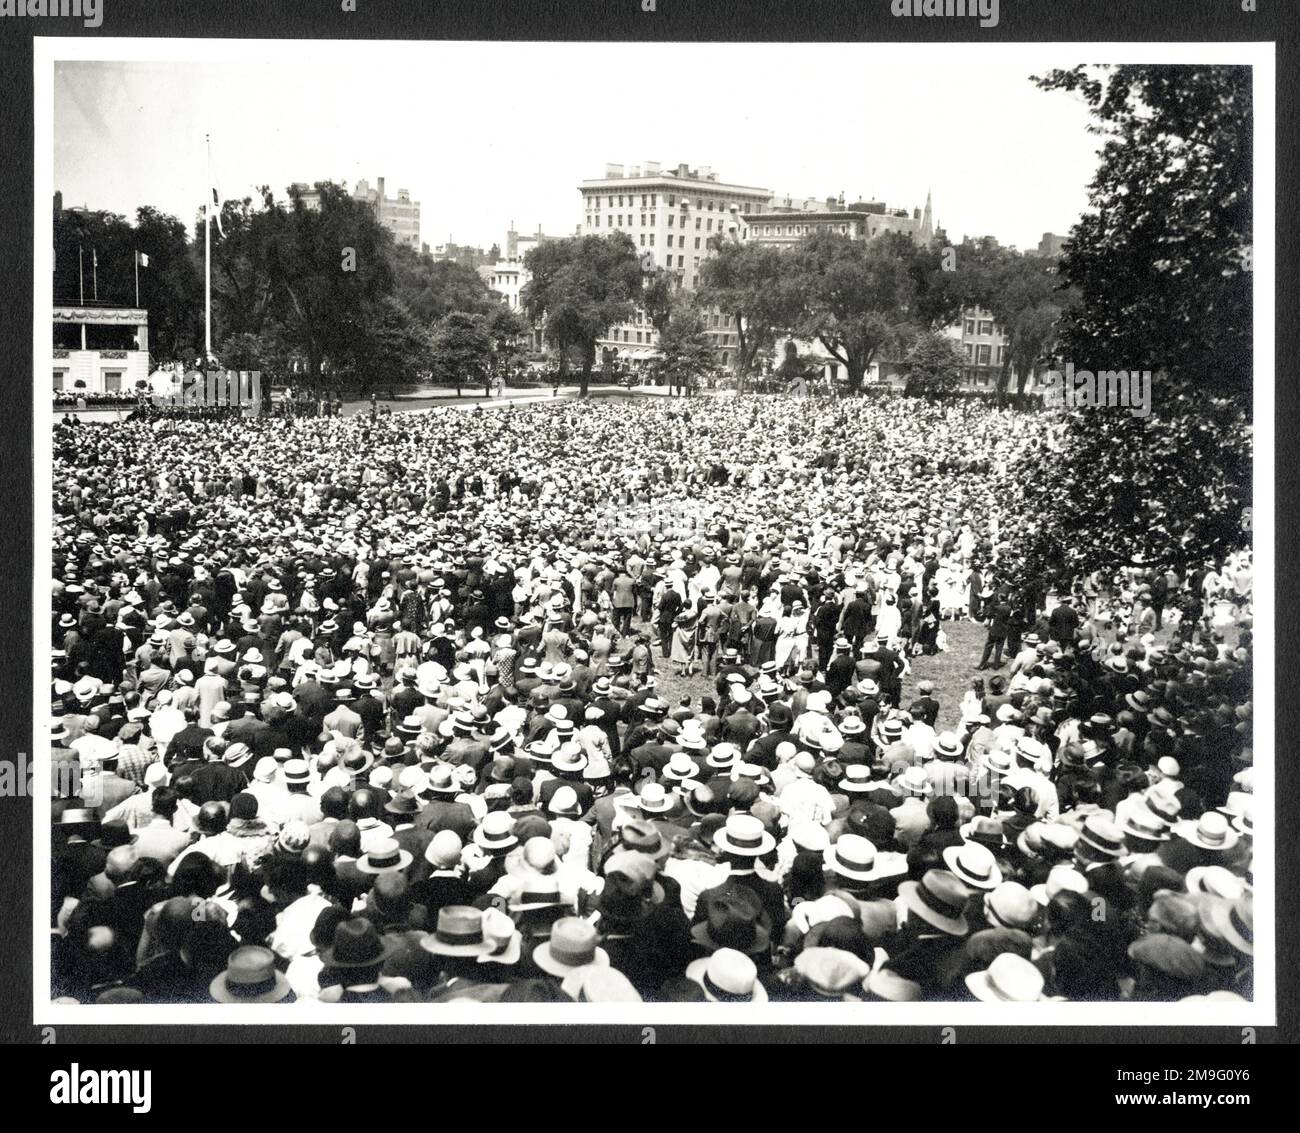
[377,177,385,199]
[605,163,625,179]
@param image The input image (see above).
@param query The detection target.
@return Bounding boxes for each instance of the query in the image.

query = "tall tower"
[920,189,934,244]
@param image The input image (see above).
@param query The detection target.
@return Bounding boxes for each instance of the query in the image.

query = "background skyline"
[53,43,1103,255]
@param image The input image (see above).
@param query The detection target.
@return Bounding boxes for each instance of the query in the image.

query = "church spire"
[920,189,934,244]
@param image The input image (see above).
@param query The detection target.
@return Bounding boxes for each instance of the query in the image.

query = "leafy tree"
[1004,64,1254,589]
[790,230,926,394]
[522,234,642,396]
[1033,64,1251,398]
[358,296,434,392]
[641,269,677,332]
[391,245,496,325]
[950,238,1075,401]
[1007,387,1251,584]
[697,240,801,393]
[131,206,202,362]
[653,298,714,395]
[430,311,492,393]
[902,331,966,397]
[485,304,529,383]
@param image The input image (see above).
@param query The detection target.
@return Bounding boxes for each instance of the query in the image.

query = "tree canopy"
[522,234,642,395]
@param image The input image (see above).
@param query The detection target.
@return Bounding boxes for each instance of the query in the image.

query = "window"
[636,331,643,344]
[693,257,701,268]
[696,199,702,209]
[964,343,973,360]
[618,195,624,206]
[695,218,701,230]
[642,194,647,206]
[764,226,771,235]
[649,234,655,246]
[651,195,657,206]
[840,225,847,234]
[694,237,701,249]
[668,214,674,227]
[607,197,612,207]
[707,219,713,231]
[977,344,991,365]
[678,255,685,267]
[639,234,645,246]
[708,200,715,211]
[996,345,1005,365]
[979,320,994,336]
[711,314,720,328]
[667,195,674,206]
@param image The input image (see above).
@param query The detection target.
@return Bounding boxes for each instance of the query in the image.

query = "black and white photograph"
[31,30,1273,1030]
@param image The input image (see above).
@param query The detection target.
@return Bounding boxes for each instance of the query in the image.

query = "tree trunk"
[579,343,595,398]
[846,363,866,395]
[996,348,1014,406]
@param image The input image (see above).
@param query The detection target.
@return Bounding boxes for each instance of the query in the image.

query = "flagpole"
[78,245,86,349]
[205,133,212,365]
[92,248,98,301]
[135,250,139,308]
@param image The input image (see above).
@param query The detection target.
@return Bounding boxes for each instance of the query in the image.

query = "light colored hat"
[1174,811,1240,852]
[713,814,776,857]
[685,948,768,1002]
[965,953,1045,1002]
[942,841,1002,890]
[532,917,610,977]
[824,835,906,883]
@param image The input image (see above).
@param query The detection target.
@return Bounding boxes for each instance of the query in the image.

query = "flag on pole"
[136,250,150,268]
[210,186,225,236]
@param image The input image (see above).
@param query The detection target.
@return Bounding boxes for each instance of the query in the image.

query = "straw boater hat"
[619,782,674,815]
[1174,811,1240,853]
[355,838,414,875]
[898,870,971,936]
[839,765,875,794]
[1199,892,1253,958]
[1029,864,1090,906]
[473,812,519,854]
[685,948,768,1003]
[942,841,1003,891]
[713,814,776,857]
[420,906,497,958]
[707,742,741,770]
[662,752,702,783]
[965,952,1045,1003]
[823,835,906,884]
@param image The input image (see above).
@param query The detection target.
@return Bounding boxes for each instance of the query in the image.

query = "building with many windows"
[738,192,934,248]
[289,176,422,250]
[353,178,421,250]
[578,162,773,367]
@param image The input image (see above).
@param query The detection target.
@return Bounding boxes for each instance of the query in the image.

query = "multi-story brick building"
[578,162,773,368]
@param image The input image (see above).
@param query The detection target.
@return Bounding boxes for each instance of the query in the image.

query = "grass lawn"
[639,614,990,734]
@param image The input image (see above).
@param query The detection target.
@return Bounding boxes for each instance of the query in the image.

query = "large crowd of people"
[49,394,1254,1005]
